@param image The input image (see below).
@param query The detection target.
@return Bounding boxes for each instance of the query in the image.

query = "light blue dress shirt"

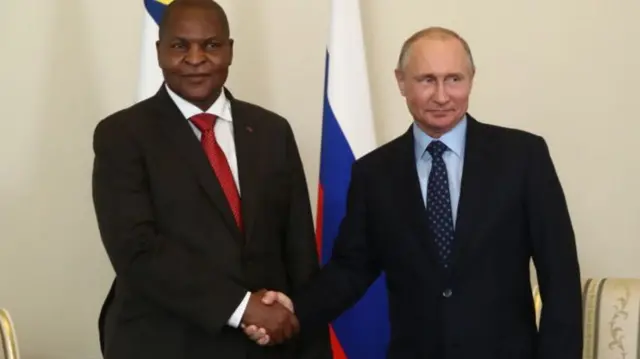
[413,117,467,227]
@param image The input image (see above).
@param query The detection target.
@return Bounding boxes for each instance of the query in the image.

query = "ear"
[155,40,161,66]
[228,38,234,65]
[394,69,407,96]
[468,68,475,91]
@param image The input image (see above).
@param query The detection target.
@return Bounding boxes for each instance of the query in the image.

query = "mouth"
[181,74,211,84]
[428,109,454,118]
[182,73,210,78]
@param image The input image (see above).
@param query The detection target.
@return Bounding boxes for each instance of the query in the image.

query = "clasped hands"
[240,289,295,346]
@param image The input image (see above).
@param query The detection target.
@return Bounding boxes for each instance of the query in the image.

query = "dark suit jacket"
[294,115,582,359]
[91,86,331,359]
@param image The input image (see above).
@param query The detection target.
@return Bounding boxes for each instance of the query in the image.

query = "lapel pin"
[246,126,253,133]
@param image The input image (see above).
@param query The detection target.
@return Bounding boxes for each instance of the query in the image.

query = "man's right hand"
[241,290,299,345]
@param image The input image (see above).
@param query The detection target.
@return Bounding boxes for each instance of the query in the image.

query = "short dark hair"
[158,0,230,40]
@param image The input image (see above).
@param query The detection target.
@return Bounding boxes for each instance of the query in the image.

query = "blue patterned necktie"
[426,140,454,266]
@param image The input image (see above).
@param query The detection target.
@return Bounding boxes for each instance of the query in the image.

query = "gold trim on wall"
[0,308,19,359]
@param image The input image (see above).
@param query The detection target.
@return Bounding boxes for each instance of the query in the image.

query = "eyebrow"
[169,35,224,42]
[413,72,465,78]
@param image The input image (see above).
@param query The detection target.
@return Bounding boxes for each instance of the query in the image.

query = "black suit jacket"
[294,115,582,359]
[91,87,331,359]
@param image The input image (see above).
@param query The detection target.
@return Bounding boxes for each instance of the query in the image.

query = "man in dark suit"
[91,0,330,358]
[245,27,583,359]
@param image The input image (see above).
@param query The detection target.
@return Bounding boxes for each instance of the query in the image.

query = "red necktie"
[189,113,243,230]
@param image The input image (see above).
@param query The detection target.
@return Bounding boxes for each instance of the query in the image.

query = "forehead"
[405,37,471,75]
[165,6,225,37]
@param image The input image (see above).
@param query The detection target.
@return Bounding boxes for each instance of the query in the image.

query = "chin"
[428,117,456,128]
[183,88,217,102]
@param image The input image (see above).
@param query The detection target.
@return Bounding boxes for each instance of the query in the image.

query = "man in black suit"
[91,0,330,358]
[246,27,583,359]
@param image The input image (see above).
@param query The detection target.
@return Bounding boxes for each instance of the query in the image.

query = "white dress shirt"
[165,85,250,328]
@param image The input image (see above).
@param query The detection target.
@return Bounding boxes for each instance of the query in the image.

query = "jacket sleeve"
[280,121,332,359]
[293,160,381,332]
[527,136,583,359]
[92,117,248,336]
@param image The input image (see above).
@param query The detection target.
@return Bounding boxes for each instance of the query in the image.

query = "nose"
[185,45,206,66]
[434,83,450,105]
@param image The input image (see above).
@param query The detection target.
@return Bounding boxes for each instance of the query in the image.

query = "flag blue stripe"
[319,51,390,359]
[144,0,166,25]
[319,51,355,259]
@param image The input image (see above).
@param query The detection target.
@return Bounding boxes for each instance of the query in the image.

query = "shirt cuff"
[227,291,251,328]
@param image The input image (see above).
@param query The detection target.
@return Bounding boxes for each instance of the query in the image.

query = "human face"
[395,37,473,138]
[156,6,233,110]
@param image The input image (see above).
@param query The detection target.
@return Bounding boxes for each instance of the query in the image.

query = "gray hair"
[396,27,475,73]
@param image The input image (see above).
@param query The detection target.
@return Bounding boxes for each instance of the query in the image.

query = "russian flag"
[138,0,173,101]
[316,1,389,358]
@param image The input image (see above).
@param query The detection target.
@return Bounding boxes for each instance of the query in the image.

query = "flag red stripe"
[315,184,325,260]
[330,325,348,359]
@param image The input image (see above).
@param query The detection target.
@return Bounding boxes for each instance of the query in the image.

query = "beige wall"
[1,0,639,358]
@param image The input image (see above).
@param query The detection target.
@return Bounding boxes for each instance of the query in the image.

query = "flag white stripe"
[326,0,377,159]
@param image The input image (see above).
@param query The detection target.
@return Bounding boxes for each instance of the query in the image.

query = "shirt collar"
[165,84,232,122]
[413,115,467,161]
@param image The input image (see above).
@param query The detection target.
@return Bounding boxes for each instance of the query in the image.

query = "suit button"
[442,289,453,298]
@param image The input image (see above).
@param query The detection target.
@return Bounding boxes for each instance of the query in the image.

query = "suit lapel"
[150,87,243,241]
[395,129,442,268]
[451,116,500,269]
[228,93,263,244]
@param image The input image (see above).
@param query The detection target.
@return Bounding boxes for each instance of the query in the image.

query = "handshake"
[240,289,297,346]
